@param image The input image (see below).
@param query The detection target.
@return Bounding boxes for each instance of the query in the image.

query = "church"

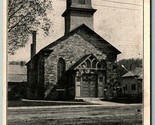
[26,0,121,100]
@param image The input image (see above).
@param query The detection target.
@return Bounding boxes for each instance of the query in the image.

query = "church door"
[81,74,97,97]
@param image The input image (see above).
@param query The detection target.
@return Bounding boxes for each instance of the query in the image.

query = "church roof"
[26,49,53,65]
[62,7,96,17]
[42,24,121,53]
[28,24,121,64]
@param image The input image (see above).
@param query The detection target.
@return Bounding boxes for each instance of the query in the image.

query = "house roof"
[138,73,143,80]
[8,65,27,82]
[8,74,27,83]
[122,67,143,79]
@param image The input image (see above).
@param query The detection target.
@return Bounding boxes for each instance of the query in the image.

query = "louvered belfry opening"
[62,0,97,34]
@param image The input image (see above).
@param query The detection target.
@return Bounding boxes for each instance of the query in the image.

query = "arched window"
[97,62,102,68]
[57,58,66,80]
[92,59,97,68]
[86,59,91,68]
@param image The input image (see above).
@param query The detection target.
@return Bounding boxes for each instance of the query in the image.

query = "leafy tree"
[117,58,142,80]
[8,0,52,54]
[106,58,142,97]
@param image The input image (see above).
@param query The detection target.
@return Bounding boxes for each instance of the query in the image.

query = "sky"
[8,0,143,62]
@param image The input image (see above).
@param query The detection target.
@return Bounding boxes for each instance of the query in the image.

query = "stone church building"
[26,0,121,100]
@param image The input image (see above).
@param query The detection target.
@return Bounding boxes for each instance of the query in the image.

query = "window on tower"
[78,0,85,4]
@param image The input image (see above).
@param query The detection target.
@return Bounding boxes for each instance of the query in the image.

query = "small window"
[78,0,85,4]
[131,84,136,90]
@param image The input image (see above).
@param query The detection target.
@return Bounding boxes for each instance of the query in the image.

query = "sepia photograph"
[4,0,150,124]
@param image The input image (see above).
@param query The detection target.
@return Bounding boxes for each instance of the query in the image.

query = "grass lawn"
[7,104,142,125]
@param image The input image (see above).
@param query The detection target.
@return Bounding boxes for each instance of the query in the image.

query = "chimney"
[62,0,96,34]
[31,31,36,58]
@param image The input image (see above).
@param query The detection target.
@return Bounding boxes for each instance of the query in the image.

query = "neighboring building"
[122,67,143,96]
[26,0,121,100]
[8,64,27,100]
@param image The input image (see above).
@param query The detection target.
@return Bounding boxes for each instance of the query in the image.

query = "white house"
[122,67,142,96]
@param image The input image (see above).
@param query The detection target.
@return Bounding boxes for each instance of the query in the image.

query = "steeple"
[62,0,97,34]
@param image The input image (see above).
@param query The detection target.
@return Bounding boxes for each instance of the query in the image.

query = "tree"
[8,0,52,54]
[117,58,142,82]
[106,58,142,98]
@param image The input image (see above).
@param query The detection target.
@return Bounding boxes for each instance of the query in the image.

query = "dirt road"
[7,104,142,125]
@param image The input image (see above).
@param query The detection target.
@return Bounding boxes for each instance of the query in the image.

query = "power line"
[92,4,141,11]
[59,0,142,11]
[60,0,142,7]
[98,0,142,6]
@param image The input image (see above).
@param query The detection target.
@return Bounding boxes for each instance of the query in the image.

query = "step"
[75,98,103,102]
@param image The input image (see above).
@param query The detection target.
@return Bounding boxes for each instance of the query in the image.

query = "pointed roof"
[69,54,90,70]
[122,67,143,78]
[68,54,106,70]
[28,24,121,64]
[42,24,121,53]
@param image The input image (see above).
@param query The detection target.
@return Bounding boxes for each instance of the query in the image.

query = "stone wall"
[44,30,112,88]
[27,54,45,99]
[27,28,119,100]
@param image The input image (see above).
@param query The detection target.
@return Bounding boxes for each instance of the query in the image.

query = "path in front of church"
[7,103,142,125]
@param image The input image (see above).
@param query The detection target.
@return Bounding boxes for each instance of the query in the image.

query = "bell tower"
[62,0,97,34]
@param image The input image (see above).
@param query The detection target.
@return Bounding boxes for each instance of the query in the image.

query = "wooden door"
[81,74,97,97]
